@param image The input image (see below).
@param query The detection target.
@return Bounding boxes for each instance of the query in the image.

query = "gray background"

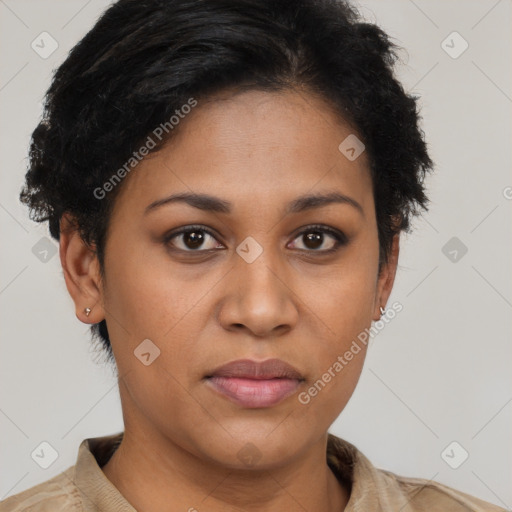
[1,0,511,507]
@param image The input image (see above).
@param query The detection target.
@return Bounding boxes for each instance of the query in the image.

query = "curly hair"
[20,0,434,365]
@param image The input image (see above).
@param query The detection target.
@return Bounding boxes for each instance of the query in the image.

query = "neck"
[102,427,350,512]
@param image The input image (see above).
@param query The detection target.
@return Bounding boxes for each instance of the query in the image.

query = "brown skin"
[59,88,399,512]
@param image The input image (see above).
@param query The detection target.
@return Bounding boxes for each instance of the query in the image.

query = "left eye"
[288,226,346,252]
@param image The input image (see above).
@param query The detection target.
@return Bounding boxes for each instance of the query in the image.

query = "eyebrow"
[144,191,364,216]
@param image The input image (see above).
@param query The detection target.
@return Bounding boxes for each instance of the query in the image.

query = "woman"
[0,0,506,510]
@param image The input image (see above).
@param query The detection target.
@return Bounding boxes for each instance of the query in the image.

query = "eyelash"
[163,224,348,255]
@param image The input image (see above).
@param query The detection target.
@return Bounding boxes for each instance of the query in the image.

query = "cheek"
[300,238,378,337]
[296,293,370,426]
[102,242,222,386]
[298,351,367,431]
[293,241,377,418]
[119,362,211,451]
[102,240,209,340]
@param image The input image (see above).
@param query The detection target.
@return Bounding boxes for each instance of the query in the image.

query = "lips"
[205,359,304,408]
[206,358,304,380]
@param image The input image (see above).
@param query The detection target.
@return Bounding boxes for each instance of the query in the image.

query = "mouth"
[204,358,305,408]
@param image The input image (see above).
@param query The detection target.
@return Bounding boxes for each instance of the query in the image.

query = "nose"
[217,247,299,338]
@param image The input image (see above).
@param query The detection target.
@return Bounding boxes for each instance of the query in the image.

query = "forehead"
[113,89,373,217]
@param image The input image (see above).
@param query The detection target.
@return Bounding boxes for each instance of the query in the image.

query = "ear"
[59,213,105,324]
[372,233,400,321]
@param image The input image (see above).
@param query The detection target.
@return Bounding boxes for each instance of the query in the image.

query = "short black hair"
[20,0,434,365]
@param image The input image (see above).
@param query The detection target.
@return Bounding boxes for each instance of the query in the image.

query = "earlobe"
[373,233,400,321]
[59,214,105,324]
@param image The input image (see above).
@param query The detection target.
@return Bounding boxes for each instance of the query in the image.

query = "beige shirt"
[0,432,506,511]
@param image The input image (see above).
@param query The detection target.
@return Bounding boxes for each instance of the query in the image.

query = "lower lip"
[206,376,301,408]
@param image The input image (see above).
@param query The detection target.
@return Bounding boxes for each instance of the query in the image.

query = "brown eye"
[289,225,347,253]
[164,224,347,255]
[165,226,223,252]
[181,230,206,250]
[302,232,327,250]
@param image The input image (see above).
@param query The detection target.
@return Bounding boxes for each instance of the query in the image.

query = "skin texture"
[59,88,399,512]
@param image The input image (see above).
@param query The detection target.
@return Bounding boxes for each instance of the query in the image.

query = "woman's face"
[75,88,398,468]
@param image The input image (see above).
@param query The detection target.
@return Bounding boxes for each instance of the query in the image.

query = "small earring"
[379,306,386,317]
[84,307,92,317]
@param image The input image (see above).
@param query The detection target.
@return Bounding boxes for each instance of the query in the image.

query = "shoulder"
[375,467,507,512]
[0,466,82,512]
[326,434,506,512]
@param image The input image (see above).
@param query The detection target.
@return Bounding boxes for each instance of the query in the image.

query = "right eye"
[164,225,225,252]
